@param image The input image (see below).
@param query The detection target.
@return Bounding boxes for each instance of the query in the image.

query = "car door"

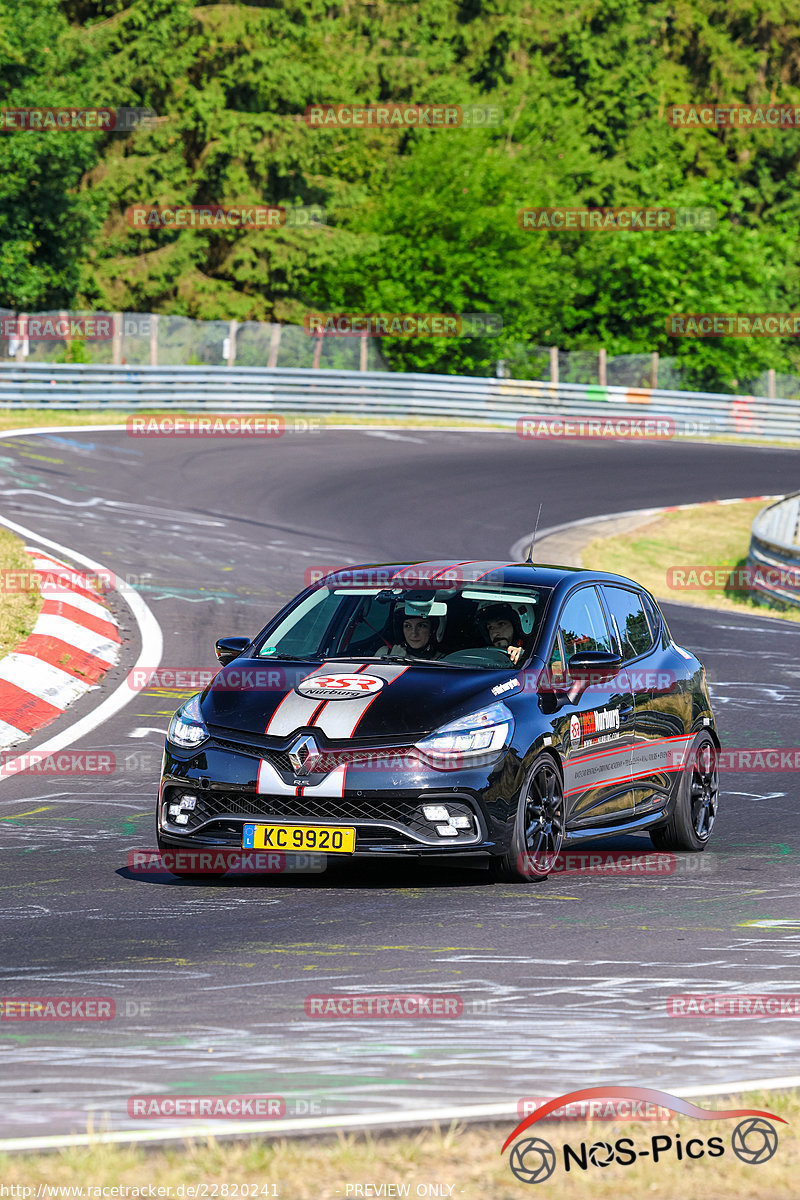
[547,585,636,827]
[600,584,684,814]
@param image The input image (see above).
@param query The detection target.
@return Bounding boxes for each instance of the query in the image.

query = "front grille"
[210,732,418,779]
[162,787,478,845]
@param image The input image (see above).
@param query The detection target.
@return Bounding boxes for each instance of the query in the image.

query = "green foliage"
[2,0,800,388]
[0,0,108,308]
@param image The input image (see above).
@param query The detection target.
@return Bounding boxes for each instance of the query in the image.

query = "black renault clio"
[157,560,719,882]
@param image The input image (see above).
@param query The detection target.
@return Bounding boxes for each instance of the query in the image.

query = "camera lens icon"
[731,1118,779,1165]
[588,1140,615,1167]
[508,1137,557,1184]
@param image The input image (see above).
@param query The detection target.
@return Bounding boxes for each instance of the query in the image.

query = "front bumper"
[157,732,523,859]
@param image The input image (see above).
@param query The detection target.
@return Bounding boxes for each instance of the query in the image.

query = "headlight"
[167,694,208,749]
[415,701,513,767]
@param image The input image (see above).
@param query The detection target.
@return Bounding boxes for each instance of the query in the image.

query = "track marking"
[3,1075,800,1153]
[0,521,162,785]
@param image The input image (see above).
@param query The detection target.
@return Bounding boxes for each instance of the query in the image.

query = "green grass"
[0,1089,797,1198]
[582,499,800,621]
[0,528,44,657]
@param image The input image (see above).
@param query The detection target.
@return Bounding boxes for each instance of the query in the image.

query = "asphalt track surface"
[2,428,800,1140]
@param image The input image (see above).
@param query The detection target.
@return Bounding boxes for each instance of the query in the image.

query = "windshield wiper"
[326,655,406,662]
[326,654,458,666]
[255,654,319,662]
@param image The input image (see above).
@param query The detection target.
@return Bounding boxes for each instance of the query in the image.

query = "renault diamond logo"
[289,735,320,775]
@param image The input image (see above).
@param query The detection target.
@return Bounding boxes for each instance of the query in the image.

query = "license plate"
[242,823,356,853]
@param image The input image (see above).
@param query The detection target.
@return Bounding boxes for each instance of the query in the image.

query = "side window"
[603,586,652,661]
[548,630,566,684]
[557,587,613,661]
[642,590,666,641]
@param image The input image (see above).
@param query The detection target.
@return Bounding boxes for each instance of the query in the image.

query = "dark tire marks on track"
[1,429,799,1138]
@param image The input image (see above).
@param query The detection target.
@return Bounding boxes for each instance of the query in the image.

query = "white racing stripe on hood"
[263,660,339,737]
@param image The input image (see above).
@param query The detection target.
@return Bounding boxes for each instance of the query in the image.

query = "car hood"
[201,658,521,742]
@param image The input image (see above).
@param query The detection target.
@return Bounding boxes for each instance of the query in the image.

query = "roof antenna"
[525,503,543,564]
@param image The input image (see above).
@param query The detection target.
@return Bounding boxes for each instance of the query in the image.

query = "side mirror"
[215,636,251,666]
[567,650,623,678]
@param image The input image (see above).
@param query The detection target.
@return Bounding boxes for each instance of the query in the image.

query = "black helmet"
[478,602,523,646]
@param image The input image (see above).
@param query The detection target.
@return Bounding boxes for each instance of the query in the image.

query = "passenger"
[479,603,526,665]
[376,614,441,660]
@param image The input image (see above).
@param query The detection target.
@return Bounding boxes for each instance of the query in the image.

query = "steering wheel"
[442,647,512,666]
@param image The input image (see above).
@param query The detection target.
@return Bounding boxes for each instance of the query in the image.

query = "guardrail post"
[768,368,776,400]
[651,352,658,389]
[312,331,323,370]
[359,331,368,372]
[598,347,607,387]
[60,309,71,360]
[15,314,27,362]
[150,314,159,366]
[268,324,281,368]
[227,319,238,367]
[112,313,123,365]
[549,345,558,386]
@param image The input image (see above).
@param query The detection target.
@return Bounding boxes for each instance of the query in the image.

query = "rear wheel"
[490,753,564,883]
[649,732,718,852]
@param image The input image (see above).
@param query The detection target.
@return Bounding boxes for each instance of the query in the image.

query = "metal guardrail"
[747,493,800,607]
[0,362,798,441]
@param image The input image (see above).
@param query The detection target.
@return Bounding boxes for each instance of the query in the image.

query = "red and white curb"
[0,547,120,750]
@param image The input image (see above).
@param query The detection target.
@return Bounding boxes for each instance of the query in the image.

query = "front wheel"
[649,731,718,852]
[490,753,565,883]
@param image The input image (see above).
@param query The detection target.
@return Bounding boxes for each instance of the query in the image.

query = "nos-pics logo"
[501,1087,784,1184]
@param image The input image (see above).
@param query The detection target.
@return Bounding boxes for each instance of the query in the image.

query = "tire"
[649,731,718,852]
[490,753,565,883]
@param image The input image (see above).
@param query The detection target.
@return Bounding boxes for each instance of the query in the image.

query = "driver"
[479,603,525,665]
[376,614,441,660]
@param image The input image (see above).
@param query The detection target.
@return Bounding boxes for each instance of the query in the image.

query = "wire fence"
[1,309,798,397]
[0,311,388,372]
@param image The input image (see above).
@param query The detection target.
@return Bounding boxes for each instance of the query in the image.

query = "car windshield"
[254,580,552,668]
